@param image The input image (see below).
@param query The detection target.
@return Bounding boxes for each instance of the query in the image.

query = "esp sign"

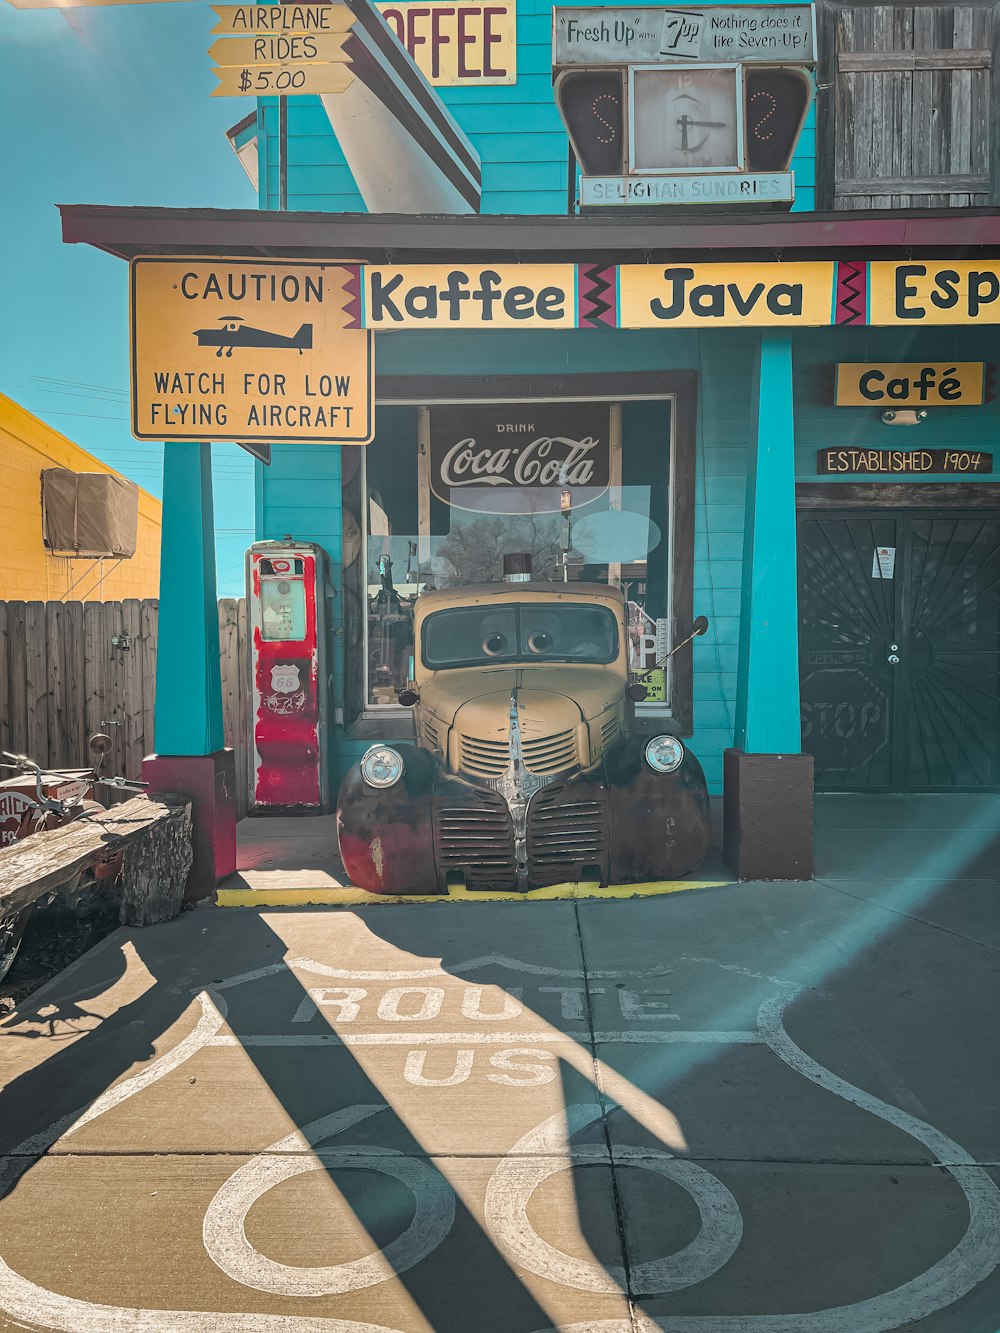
[130,259,373,444]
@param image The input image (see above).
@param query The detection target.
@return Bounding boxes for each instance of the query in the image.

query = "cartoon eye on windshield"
[527,630,553,654]
[483,632,509,657]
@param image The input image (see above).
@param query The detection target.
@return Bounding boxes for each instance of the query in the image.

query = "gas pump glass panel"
[421,603,619,668]
[260,574,307,641]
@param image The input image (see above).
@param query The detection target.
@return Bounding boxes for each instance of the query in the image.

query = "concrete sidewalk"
[0,800,997,1331]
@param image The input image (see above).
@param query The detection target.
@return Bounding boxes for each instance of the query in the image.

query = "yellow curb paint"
[215,878,734,909]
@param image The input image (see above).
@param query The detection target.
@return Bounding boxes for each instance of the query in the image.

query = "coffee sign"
[429,403,611,513]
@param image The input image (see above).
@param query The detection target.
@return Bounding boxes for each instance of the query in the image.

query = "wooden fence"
[0,599,250,819]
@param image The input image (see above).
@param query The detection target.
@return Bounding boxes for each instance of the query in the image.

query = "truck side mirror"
[626,682,647,702]
[398,689,420,707]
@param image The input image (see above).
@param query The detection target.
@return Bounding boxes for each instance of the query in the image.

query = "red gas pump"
[247,540,332,813]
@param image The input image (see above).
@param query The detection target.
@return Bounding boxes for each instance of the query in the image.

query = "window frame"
[345,370,698,736]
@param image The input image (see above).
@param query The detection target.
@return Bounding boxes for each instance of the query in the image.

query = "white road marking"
[376,986,446,1022]
[461,985,524,1019]
[289,952,670,981]
[1,953,996,1333]
[203,1030,762,1047]
[203,1106,455,1296]
[292,987,368,1024]
[533,987,1000,1331]
[485,1107,742,1295]
[0,1255,409,1333]
[404,1048,476,1086]
[5,991,227,1166]
[487,1048,558,1087]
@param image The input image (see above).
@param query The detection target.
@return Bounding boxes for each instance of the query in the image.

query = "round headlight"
[360,745,404,788]
[644,735,684,774]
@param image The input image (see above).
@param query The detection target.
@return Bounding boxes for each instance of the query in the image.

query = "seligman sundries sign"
[429,403,611,513]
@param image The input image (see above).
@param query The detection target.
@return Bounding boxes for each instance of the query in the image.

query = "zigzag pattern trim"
[342,264,363,329]
[835,261,867,325]
[578,264,616,328]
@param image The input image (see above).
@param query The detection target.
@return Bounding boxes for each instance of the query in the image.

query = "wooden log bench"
[0,794,193,929]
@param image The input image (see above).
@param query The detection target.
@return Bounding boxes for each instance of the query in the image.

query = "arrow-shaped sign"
[209,33,352,66]
[211,62,355,96]
[210,4,355,36]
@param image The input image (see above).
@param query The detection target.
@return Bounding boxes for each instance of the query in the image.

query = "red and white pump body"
[247,540,331,813]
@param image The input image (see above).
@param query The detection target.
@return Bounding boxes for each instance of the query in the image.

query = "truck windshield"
[422,603,619,669]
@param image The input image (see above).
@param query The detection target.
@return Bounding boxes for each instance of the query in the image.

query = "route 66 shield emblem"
[270,663,300,694]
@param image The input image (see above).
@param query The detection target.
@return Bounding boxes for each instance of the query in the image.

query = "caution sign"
[130,258,374,444]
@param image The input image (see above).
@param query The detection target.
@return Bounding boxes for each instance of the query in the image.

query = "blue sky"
[0,0,258,595]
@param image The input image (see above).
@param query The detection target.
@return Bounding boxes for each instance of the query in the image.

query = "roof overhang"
[59,204,1000,264]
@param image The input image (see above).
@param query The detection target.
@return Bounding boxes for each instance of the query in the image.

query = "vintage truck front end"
[337,583,710,893]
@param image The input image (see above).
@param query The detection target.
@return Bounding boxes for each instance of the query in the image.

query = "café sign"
[835,363,987,407]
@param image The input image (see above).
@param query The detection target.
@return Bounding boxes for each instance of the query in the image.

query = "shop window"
[344,397,674,718]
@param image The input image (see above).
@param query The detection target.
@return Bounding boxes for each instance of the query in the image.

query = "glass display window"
[344,397,675,717]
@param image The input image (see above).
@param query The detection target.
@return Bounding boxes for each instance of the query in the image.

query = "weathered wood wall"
[817,1,995,209]
[0,599,250,819]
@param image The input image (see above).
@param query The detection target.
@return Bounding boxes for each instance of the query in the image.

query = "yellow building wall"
[0,393,162,601]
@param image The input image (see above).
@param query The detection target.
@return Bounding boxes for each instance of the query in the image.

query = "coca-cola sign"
[429,403,611,513]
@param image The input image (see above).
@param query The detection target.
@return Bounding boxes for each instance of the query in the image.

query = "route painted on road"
[0,907,997,1332]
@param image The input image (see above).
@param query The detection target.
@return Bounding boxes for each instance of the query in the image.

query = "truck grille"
[435,790,516,892]
[460,727,578,778]
[522,728,578,775]
[527,783,610,882]
[460,735,509,777]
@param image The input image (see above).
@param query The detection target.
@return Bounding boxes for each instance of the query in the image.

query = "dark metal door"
[798,512,1000,791]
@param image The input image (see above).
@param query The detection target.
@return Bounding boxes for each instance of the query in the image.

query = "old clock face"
[630,66,740,172]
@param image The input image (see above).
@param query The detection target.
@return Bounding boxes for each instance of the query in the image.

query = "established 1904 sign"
[130,258,374,444]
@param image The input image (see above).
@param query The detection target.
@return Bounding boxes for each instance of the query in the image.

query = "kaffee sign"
[346,261,1000,328]
[429,403,611,513]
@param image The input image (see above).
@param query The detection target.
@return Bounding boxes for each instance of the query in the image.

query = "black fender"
[605,736,711,882]
[336,745,440,893]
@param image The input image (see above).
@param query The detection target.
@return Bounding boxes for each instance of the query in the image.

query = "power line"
[0,371,129,396]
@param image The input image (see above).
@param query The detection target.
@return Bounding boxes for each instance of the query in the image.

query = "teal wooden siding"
[256,0,817,214]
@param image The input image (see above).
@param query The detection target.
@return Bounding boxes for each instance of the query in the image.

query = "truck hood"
[420,667,622,733]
